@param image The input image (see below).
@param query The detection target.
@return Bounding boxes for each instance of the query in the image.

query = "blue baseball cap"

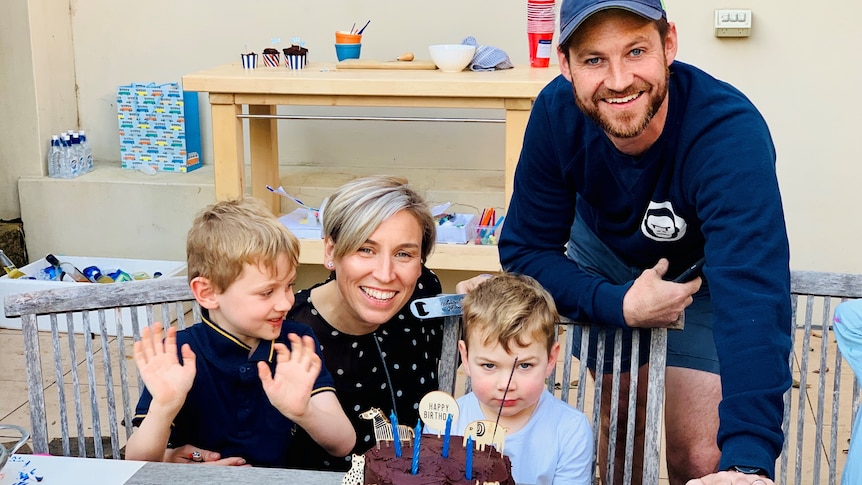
[559,0,667,45]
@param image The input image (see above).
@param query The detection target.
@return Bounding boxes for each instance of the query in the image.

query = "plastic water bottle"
[47,135,63,178]
[79,130,94,173]
[36,266,62,280]
[61,134,78,178]
[70,132,85,177]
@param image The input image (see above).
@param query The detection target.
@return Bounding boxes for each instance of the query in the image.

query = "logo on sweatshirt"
[641,201,687,242]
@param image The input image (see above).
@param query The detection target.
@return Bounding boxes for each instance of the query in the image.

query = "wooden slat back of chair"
[779,270,862,485]
[3,276,197,459]
[434,310,673,485]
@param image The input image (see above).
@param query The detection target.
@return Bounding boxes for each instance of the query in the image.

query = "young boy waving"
[126,198,355,466]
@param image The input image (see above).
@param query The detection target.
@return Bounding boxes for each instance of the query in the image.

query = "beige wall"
[1,0,860,276]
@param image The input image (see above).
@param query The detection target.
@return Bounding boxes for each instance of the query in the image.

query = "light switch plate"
[715,9,752,37]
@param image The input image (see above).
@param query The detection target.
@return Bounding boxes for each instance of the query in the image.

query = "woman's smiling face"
[330,209,424,334]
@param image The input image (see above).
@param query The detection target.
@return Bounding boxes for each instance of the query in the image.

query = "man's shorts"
[566,217,720,375]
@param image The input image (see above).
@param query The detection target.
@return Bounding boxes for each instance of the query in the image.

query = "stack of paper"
[278,208,323,239]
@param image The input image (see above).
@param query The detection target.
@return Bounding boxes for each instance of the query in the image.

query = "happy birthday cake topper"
[418,390,459,432]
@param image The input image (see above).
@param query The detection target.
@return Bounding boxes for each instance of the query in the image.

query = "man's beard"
[574,65,670,139]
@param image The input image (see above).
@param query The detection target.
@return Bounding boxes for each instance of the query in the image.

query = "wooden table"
[3,454,534,485]
[182,63,559,271]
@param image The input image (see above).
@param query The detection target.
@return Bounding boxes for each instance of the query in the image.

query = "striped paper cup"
[262,53,280,67]
[286,54,306,70]
[240,53,258,69]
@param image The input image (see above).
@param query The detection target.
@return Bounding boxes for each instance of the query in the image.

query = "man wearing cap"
[499,0,790,484]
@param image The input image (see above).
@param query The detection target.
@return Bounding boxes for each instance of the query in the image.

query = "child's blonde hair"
[461,273,559,354]
[186,198,299,292]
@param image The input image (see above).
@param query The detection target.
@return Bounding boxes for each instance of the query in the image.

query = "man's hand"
[455,273,494,294]
[623,258,702,328]
[257,333,320,420]
[687,470,773,484]
[163,445,249,466]
[134,324,196,411]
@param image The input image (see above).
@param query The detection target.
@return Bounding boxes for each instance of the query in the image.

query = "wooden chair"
[432,312,680,485]
[3,276,197,459]
[778,270,862,485]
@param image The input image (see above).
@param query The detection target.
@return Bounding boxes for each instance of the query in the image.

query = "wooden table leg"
[209,93,245,201]
[249,105,280,214]
[504,98,533,212]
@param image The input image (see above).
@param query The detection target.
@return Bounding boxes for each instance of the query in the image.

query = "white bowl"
[428,44,476,72]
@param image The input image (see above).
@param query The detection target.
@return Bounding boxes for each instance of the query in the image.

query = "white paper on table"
[278,208,323,239]
[0,454,144,485]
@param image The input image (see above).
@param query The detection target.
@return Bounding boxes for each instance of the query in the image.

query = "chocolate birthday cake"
[342,434,514,485]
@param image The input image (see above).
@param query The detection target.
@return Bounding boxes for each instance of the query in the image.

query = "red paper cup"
[528,32,553,68]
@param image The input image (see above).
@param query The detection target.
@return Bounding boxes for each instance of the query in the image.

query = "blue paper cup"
[335,43,362,62]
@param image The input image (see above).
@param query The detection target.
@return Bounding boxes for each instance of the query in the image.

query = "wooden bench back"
[3,276,197,458]
[779,270,862,485]
[435,313,675,484]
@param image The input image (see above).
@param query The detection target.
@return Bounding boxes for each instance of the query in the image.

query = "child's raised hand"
[133,323,196,411]
[257,333,321,420]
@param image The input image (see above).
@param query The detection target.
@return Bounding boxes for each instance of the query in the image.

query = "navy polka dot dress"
[284,266,443,471]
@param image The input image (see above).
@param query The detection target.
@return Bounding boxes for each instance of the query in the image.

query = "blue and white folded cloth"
[461,36,514,71]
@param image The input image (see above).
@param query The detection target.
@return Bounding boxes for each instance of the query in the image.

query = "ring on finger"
[190,450,203,462]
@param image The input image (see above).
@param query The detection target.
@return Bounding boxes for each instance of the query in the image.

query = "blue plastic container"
[334,43,361,61]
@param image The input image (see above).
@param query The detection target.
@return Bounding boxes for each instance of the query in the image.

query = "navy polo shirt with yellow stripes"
[133,313,336,467]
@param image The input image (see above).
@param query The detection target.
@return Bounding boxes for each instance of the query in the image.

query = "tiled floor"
[0,326,853,484]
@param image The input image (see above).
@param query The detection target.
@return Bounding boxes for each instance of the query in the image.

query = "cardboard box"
[436,214,478,244]
[1,256,186,335]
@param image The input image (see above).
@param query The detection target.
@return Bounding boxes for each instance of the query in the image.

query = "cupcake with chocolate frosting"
[283,37,308,69]
[262,47,280,67]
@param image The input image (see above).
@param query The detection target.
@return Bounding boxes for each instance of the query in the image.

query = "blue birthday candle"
[442,413,452,457]
[465,436,473,480]
[411,419,422,475]
[390,410,402,458]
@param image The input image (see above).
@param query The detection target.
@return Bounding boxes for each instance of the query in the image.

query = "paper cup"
[335,31,362,44]
[285,54,307,70]
[240,53,258,69]
[262,53,280,67]
[528,32,553,68]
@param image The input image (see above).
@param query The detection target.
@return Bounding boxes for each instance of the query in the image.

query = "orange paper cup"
[335,30,362,44]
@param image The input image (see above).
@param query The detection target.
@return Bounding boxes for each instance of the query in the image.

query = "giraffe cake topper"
[342,390,513,485]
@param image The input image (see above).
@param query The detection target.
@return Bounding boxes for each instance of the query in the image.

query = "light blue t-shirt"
[834,300,862,484]
[436,390,593,485]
